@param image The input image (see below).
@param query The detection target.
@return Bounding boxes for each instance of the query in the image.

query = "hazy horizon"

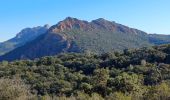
[0,0,170,42]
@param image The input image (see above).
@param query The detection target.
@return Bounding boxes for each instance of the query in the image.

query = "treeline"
[1,44,170,100]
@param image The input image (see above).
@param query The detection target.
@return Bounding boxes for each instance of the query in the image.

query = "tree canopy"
[1,44,170,100]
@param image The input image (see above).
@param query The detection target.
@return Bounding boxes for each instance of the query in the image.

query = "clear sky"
[0,0,170,42]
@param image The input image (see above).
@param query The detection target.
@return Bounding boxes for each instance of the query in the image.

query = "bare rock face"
[49,17,91,33]
[49,17,146,36]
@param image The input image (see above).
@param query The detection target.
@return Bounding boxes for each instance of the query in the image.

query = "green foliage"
[144,82,170,100]
[112,73,143,94]
[1,44,170,99]
[0,78,36,100]
[106,92,132,100]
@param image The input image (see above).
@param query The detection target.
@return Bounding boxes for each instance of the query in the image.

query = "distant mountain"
[148,34,170,45]
[0,25,49,55]
[0,17,170,61]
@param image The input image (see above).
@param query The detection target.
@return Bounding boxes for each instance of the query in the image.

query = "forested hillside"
[1,44,170,100]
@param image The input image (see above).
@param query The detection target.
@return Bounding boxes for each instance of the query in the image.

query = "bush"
[0,78,36,100]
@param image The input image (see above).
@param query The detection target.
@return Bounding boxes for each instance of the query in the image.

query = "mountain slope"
[0,17,170,61]
[0,25,49,55]
[48,17,151,51]
[148,34,170,45]
[0,32,80,60]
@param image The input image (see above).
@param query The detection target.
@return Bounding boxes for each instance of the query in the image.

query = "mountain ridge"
[0,17,170,61]
[0,25,49,55]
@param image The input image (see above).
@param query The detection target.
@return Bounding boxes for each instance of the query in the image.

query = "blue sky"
[0,0,170,42]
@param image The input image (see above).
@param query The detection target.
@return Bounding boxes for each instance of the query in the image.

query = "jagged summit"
[48,17,145,35]
[49,17,122,33]
[64,17,80,22]
[49,17,90,33]
[16,25,49,39]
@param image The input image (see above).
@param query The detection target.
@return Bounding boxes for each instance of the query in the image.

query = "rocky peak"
[93,18,107,22]
[49,17,90,33]
[48,17,147,36]
[15,25,48,39]
[64,17,79,22]
[44,24,50,29]
[91,18,117,31]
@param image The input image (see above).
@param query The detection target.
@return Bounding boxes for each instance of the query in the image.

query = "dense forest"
[1,44,170,100]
